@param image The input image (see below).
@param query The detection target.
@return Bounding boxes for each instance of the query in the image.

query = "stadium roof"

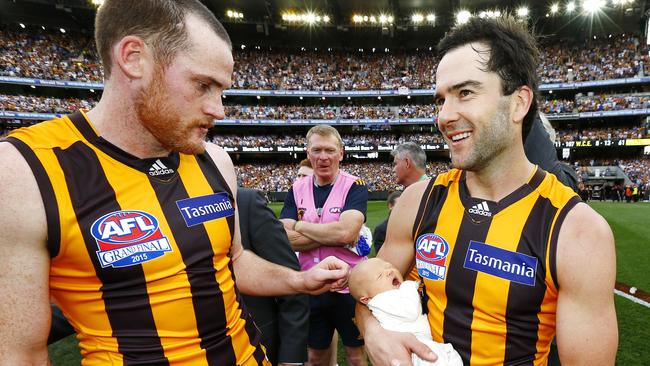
[1,0,647,49]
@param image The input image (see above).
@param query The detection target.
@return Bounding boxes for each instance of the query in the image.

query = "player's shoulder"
[203,142,237,193]
[0,140,33,178]
[562,202,612,240]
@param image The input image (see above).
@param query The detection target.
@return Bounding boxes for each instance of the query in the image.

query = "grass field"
[49,201,650,365]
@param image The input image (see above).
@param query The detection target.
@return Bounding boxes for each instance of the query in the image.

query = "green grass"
[588,202,650,290]
[48,201,649,365]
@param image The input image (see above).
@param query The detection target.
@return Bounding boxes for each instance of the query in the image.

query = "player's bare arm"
[0,143,51,364]
[556,202,618,365]
[354,180,437,366]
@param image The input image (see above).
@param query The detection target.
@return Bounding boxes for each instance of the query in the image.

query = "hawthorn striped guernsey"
[5,111,267,365]
[413,168,579,366]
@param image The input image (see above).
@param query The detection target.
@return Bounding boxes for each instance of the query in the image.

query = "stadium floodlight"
[550,3,560,13]
[92,0,104,5]
[363,15,369,21]
[90,89,95,93]
[352,15,361,23]
[19,23,25,28]
[387,15,394,23]
[299,96,303,100]
[517,7,529,17]
[59,28,66,33]
[369,15,377,23]
[582,0,606,13]
[412,14,424,23]
[323,15,330,23]
[379,15,388,23]
[226,10,243,19]
[456,10,472,24]
[256,95,261,100]
[426,13,436,22]
[41,25,45,30]
[378,96,382,100]
[407,95,411,99]
[306,12,316,23]
[566,1,576,12]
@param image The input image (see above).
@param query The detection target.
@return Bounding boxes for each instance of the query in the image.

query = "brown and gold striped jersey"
[412,168,579,366]
[5,111,266,365]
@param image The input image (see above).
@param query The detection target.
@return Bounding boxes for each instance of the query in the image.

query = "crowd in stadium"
[555,127,649,141]
[233,158,650,193]
[235,161,451,192]
[614,158,650,187]
[540,93,650,114]
[2,28,648,87]
[538,34,648,83]
[0,28,101,82]
[4,94,650,121]
[0,94,95,113]
[211,132,446,147]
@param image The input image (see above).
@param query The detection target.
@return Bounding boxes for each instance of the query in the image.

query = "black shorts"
[308,292,364,349]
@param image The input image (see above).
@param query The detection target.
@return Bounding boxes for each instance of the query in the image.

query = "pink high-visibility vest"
[292,171,367,283]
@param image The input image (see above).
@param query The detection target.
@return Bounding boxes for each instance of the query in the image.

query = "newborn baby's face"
[364,258,404,298]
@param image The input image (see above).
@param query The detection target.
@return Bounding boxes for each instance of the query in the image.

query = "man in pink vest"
[281,125,369,366]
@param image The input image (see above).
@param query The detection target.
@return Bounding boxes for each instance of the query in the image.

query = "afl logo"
[91,210,172,268]
[416,233,449,261]
[415,233,450,281]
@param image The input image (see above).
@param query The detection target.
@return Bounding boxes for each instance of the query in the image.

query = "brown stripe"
[54,142,168,365]
[3,137,61,257]
[504,196,557,364]
[412,179,446,239]
[67,111,99,142]
[549,196,581,289]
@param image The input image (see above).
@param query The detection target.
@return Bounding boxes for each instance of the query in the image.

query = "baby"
[349,258,462,366]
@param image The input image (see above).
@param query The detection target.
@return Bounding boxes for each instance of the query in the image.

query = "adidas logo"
[148,159,175,177]
[468,201,492,217]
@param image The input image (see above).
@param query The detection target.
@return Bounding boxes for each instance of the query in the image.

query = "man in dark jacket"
[237,188,309,366]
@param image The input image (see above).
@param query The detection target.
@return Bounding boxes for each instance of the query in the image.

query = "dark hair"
[95,0,231,79]
[387,191,402,206]
[437,15,539,140]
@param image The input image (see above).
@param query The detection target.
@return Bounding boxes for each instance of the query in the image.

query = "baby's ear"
[360,296,370,305]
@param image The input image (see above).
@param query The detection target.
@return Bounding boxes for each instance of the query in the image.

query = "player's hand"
[364,321,438,366]
[300,256,349,295]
